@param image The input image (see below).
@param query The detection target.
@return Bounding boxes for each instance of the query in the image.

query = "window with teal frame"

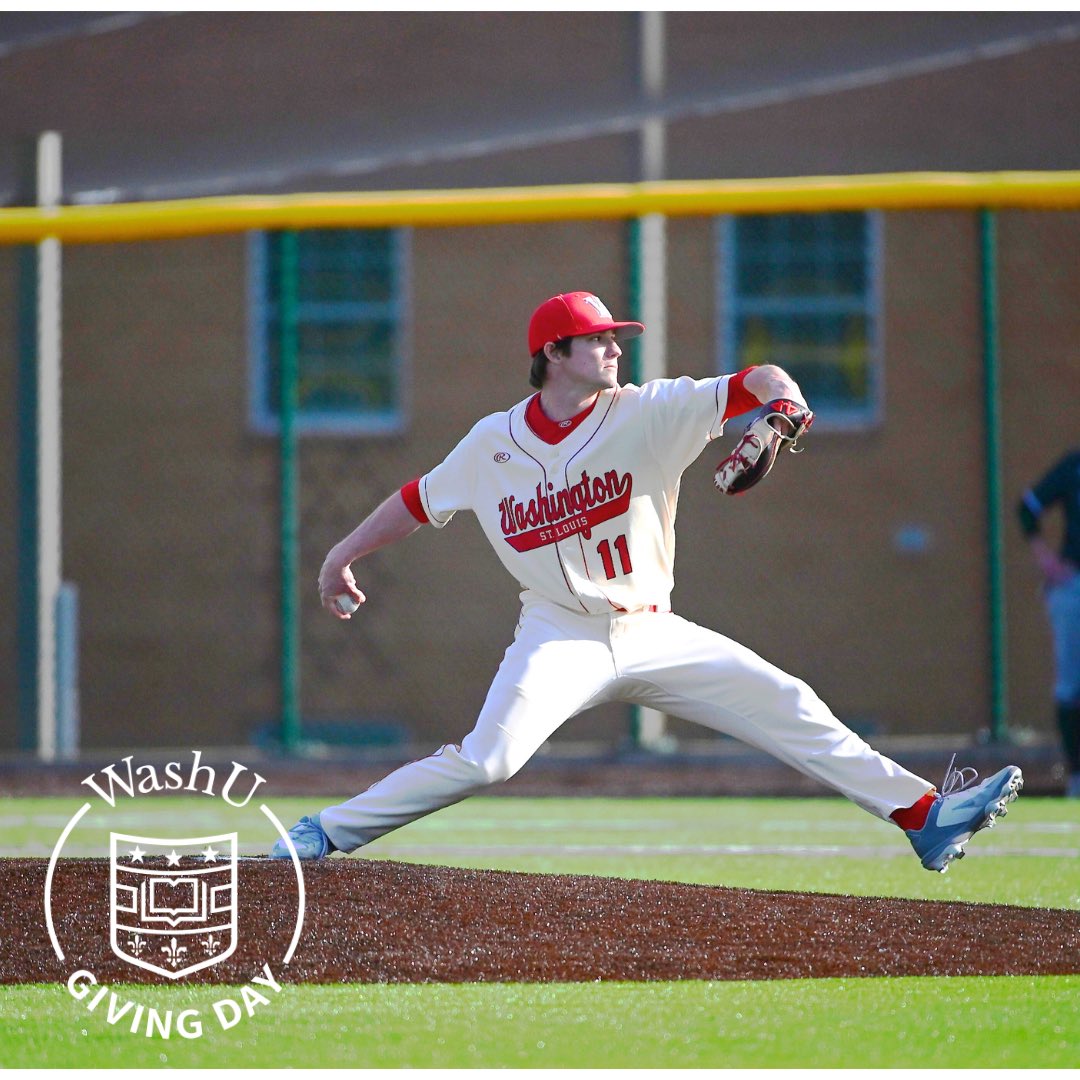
[249,228,408,435]
[718,212,881,426]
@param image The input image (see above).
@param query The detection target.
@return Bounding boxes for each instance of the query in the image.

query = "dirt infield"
[4,856,1079,985]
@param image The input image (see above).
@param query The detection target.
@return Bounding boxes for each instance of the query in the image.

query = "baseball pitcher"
[272,292,1022,872]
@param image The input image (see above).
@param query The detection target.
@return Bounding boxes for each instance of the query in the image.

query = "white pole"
[37,131,63,762]
[639,11,667,385]
[635,13,671,751]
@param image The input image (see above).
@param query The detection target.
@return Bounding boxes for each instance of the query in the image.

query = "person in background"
[1018,448,1080,797]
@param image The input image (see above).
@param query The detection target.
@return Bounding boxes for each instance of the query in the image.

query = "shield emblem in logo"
[109,831,238,979]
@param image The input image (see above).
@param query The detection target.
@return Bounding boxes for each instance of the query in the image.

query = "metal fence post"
[980,208,1009,743]
[278,230,302,752]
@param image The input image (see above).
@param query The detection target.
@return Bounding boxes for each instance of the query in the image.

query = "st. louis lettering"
[536,515,590,545]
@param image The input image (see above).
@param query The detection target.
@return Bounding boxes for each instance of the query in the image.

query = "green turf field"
[2,794,1078,1068]
[5,975,1079,1069]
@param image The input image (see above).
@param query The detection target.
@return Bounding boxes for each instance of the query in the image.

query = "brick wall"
[2,209,1077,751]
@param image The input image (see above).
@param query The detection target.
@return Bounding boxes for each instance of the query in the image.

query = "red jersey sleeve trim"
[722,368,761,421]
[400,478,430,524]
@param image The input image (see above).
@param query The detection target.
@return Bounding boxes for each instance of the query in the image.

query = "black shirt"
[1018,450,1080,565]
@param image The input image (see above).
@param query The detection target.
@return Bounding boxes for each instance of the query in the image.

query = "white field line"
[6,843,273,858]
[4,811,1078,859]
[365,843,1079,860]
[0,809,261,829]
[9,830,1079,859]
[4,840,1077,859]
[10,814,1076,833]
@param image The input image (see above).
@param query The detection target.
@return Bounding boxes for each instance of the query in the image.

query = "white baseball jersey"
[414,376,738,615]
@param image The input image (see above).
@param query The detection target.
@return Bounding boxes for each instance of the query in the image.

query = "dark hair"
[529,337,573,389]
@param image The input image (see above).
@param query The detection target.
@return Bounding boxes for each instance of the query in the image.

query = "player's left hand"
[714,398,814,495]
[1039,552,1078,589]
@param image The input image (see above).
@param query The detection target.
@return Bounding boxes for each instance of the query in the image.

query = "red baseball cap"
[527,292,645,355]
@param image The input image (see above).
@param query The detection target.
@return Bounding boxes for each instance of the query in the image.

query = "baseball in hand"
[333,594,360,616]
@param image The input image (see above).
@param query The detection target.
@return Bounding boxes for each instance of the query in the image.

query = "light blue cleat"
[905,759,1023,873]
[270,813,332,860]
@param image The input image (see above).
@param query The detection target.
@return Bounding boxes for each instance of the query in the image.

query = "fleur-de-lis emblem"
[131,934,147,956]
[161,937,188,967]
[202,934,220,956]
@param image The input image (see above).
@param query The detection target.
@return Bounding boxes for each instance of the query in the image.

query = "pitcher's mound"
[5,857,1078,984]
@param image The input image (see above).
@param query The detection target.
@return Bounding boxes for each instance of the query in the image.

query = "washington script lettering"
[499,469,633,551]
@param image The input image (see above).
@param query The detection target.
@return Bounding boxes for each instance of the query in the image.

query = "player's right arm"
[319,416,488,617]
[317,490,425,618]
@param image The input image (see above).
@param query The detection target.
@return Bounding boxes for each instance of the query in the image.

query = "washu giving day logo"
[44,751,306,1042]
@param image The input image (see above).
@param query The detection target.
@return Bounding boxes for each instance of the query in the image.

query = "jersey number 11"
[597,535,632,579]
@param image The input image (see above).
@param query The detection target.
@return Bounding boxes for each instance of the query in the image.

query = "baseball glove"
[713,398,814,495]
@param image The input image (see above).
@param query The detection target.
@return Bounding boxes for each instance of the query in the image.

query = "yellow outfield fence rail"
[1,171,1079,244]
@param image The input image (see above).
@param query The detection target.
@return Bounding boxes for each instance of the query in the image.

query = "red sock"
[890,790,936,832]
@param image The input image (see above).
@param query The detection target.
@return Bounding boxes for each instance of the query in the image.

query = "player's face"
[560,331,622,391]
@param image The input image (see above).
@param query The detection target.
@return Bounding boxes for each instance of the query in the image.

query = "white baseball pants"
[320,601,932,853]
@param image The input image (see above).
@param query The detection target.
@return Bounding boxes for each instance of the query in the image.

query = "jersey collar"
[524,393,599,445]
